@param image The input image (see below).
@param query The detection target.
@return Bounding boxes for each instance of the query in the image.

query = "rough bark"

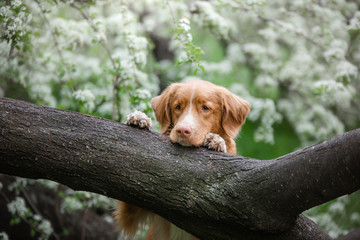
[0,97,359,240]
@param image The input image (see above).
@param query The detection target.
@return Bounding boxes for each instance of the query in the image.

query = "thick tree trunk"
[0,97,359,240]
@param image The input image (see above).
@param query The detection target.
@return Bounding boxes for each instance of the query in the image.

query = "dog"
[115,79,250,239]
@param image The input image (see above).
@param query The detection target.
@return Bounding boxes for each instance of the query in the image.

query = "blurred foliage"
[305,191,360,239]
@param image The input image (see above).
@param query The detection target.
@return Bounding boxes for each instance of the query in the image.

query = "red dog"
[115,80,250,239]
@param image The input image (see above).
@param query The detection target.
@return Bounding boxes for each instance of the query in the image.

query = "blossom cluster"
[60,189,115,217]
[305,194,360,238]
[6,181,54,239]
[7,197,28,217]
[192,1,234,39]
[73,89,95,112]
[174,17,205,74]
[0,0,30,46]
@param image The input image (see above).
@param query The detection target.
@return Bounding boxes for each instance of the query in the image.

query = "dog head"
[151,80,250,147]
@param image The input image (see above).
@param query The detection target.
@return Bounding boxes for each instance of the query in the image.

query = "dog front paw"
[125,111,152,130]
[203,133,227,153]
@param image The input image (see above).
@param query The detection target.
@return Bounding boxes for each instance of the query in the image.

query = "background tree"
[0,0,359,239]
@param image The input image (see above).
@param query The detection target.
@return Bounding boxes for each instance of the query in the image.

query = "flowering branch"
[34,0,74,85]
[166,0,205,74]
[68,2,122,121]
[255,13,326,51]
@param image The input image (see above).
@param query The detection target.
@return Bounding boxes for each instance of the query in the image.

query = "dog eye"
[175,105,181,110]
[202,105,210,111]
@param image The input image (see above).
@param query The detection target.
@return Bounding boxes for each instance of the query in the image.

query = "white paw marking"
[125,111,152,130]
[203,133,227,153]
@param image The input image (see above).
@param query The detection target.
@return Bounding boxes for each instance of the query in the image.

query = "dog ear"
[151,84,176,134]
[221,89,250,139]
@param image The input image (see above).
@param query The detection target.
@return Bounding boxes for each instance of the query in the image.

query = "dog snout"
[176,125,192,138]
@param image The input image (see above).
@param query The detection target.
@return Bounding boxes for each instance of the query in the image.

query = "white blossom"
[258,27,278,41]
[7,197,28,217]
[8,178,27,193]
[73,89,95,103]
[33,214,42,222]
[226,43,245,64]
[328,202,345,214]
[0,232,9,240]
[192,1,233,39]
[231,83,282,144]
[347,11,360,31]
[313,79,354,107]
[178,18,191,32]
[125,34,148,66]
[335,61,358,82]
[37,219,53,237]
[37,179,59,190]
[202,60,232,75]
[73,89,95,111]
[350,212,360,222]
[126,34,148,51]
[242,43,266,58]
[12,0,23,7]
[94,21,107,43]
[135,89,151,99]
[62,196,83,213]
[255,74,278,90]
[324,48,345,62]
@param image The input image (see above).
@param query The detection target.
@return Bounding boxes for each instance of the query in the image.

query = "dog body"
[115,80,250,239]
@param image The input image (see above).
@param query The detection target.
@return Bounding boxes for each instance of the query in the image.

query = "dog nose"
[176,125,192,138]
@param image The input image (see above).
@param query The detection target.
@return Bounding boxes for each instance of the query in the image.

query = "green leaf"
[194,68,198,75]
[30,228,36,237]
[59,69,66,78]
[10,217,21,226]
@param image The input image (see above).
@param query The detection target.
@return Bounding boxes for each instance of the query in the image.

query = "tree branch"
[0,97,359,240]
[337,228,360,240]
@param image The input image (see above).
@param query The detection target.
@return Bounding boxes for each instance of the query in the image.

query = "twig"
[346,31,359,59]
[256,13,326,51]
[69,3,117,71]
[112,76,118,121]
[235,4,326,51]
[1,186,60,240]
[23,189,42,217]
[165,0,204,74]
[165,0,177,25]
[23,188,62,240]
[118,3,139,87]
[81,209,88,240]
[8,45,14,59]
[69,2,122,121]
[0,188,10,203]
[34,0,74,85]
